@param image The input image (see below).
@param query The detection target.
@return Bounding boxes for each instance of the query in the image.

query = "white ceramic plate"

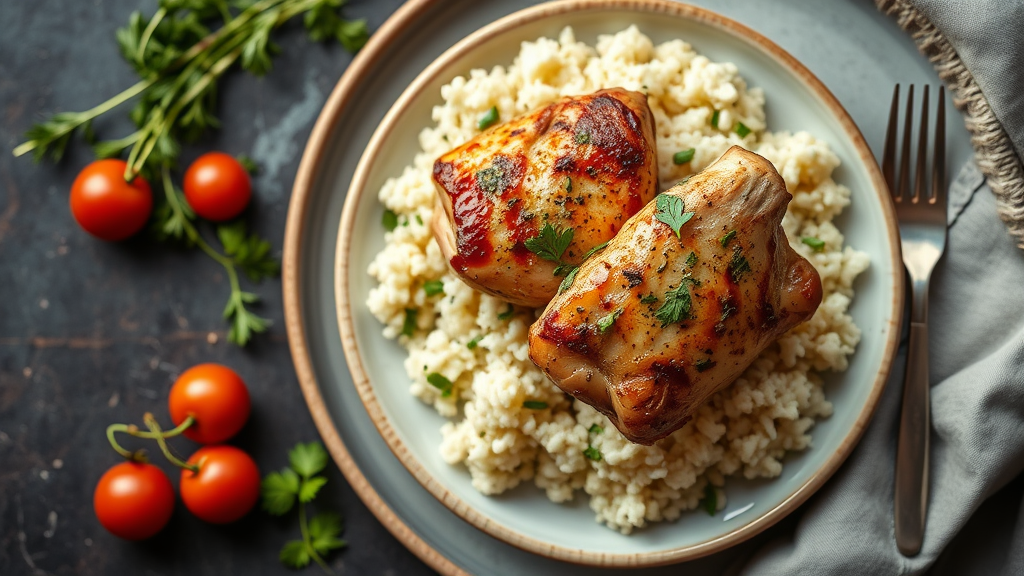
[333,0,901,567]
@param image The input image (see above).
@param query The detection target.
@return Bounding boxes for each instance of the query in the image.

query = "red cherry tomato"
[93,461,174,540]
[180,445,260,524]
[169,363,250,444]
[70,159,153,241]
[183,152,252,221]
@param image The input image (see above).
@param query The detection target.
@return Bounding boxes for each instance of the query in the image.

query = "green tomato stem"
[142,412,199,473]
[105,423,147,462]
[105,414,195,462]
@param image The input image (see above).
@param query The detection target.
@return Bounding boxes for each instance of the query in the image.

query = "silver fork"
[883,84,946,557]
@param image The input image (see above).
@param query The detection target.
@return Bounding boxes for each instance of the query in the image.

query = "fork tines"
[882,84,946,206]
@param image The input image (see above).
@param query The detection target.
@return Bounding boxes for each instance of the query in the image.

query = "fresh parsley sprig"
[156,166,274,345]
[262,442,346,571]
[14,0,369,177]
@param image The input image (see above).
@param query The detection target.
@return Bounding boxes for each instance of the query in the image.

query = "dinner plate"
[335,0,901,567]
[284,0,971,573]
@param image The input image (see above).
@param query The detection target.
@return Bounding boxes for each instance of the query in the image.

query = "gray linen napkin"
[739,162,1024,574]
[737,2,1024,572]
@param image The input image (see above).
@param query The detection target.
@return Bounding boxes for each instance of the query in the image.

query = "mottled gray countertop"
[0,0,435,574]
[2,1,1022,575]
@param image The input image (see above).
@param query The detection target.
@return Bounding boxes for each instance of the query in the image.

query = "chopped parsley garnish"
[415,214,424,225]
[597,309,622,334]
[426,372,454,397]
[525,223,574,264]
[522,400,548,410]
[556,240,609,294]
[654,279,694,327]
[701,484,717,516]
[720,230,737,247]
[498,304,515,321]
[686,251,698,268]
[476,165,505,194]
[588,424,604,435]
[382,209,398,232]
[640,293,658,305]
[583,446,602,461]
[575,131,591,144]
[710,110,720,129]
[673,148,695,165]
[477,106,499,130]
[423,280,444,296]
[654,195,695,239]
[695,358,716,373]
[401,308,417,337]
[564,176,572,192]
[735,122,751,138]
[720,296,737,321]
[558,267,580,294]
[466,335,484,350]
[801,236,826,251]
[526,223,609,292]
[729,248,752,281]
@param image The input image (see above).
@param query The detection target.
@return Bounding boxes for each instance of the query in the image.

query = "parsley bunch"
[13,0,368,345]
[14,0,368,174]
[262,442,346,571]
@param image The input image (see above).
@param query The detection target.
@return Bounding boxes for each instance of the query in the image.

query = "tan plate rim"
[287,0,904,570]
[282,1,468,574]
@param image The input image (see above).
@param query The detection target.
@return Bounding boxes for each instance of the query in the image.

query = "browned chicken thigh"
[431,88,658,307]
[528,146,822,445]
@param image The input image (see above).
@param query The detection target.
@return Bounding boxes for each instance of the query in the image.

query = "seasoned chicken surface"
[431,88,658,307]
[528,147,823,445]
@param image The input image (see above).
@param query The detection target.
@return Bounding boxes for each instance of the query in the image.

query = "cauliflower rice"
[366,26,869,533]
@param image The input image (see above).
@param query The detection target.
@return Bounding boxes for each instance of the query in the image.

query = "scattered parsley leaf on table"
[261,441,346,571]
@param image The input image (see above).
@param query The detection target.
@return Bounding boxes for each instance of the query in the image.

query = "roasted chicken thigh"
[528,146,823,445]
[431,88,658,307]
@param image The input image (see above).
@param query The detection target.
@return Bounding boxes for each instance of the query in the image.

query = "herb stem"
[297,502,331,573]
[142,412,199,473]
[12,79,152,158]
[215,0,233,24]
[126,44,244,179]
[136,7,167,63]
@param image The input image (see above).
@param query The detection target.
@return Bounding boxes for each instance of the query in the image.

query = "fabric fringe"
[876,0,1024,248]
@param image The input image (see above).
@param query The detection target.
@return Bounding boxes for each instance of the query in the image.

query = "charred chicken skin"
[431,88,658,307]
[528,146,823,445]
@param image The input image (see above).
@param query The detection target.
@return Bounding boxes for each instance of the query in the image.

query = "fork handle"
[895,319,931,556]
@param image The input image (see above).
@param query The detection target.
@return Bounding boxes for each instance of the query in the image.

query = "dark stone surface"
[0,1,435,574]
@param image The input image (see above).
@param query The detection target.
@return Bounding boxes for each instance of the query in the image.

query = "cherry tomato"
[183,152,252,221]
[93,461,174,540]
[169,363,251,444]
[70,159,153,241]
[180,445,260,524]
